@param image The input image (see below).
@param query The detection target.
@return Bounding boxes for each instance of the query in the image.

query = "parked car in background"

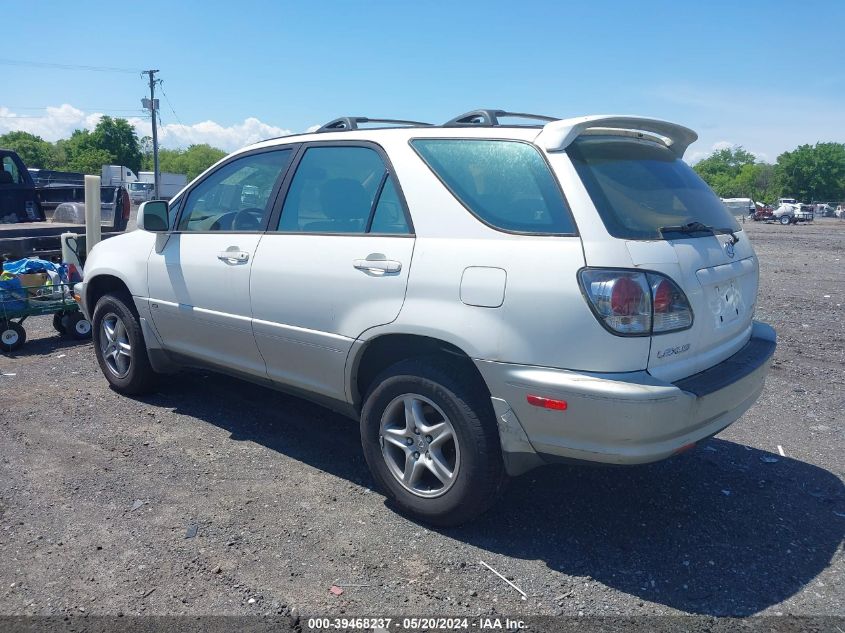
[814,203,836,218]
[773,198,814,225]
[1,185,131,259]
[752,203,773,221]
[78,110,776,525]
[128,181,155,205]
[2,145,131,259]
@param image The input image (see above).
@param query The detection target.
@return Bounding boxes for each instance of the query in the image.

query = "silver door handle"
[353,258,402,273]
[218,251,250,264]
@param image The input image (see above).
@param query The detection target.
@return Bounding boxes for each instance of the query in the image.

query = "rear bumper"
[476,321,776,474]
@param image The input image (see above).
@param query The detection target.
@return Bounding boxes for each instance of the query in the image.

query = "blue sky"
[2,0,843,162]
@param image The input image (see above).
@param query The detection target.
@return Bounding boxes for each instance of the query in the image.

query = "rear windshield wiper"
[659,222,740,244]
[658,221,714,235]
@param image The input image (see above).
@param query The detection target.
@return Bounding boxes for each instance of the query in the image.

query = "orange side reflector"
[673,442,697,455]
[527,395,568,411]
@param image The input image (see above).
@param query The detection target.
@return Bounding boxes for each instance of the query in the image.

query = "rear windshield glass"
[411,139,576,234]
[568,137,740,240]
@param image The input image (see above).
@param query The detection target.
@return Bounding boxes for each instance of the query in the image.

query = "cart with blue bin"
[1,259,91,353]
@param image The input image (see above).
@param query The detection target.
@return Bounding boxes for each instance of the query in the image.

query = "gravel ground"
[0,219,843,619]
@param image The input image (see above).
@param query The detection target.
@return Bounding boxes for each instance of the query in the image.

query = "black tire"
[65,312,92,340]
[92,292,159,394]
[780,215,791,225]
[0,320,26,353]
[360,357,506,526]
[53,312,67,334]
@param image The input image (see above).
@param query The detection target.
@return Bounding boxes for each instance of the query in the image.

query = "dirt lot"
[1,219,843,620]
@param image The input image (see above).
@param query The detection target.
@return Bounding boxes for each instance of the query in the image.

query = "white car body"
[79,112,776,480]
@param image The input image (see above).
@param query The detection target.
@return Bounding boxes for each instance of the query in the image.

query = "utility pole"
[142,69,160,199]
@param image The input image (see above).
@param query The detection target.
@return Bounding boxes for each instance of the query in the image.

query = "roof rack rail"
[443,109,558,127]
[316,117,434,133]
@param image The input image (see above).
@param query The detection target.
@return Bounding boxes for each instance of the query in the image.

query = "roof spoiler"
[536,115,698,158]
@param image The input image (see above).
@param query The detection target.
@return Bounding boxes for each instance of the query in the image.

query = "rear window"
[568,137,740,240]
[411,139,575,234]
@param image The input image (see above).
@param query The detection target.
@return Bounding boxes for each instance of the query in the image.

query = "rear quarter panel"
[368,137,651,372]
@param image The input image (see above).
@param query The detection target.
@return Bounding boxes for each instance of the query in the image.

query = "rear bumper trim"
[673,328,776,397]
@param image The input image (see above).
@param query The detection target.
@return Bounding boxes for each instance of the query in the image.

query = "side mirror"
[138,200,169,232]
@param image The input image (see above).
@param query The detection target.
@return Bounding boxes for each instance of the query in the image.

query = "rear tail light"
[578,268,693,336]
[121,189,131,221]
[649,275,692,333]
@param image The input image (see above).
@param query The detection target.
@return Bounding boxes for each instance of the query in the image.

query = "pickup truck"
[773,198,814,225]
[1,149,131,261]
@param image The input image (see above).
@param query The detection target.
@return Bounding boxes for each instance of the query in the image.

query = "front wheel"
[360,358,505,526]
[92,293,159,394]
[779,215,791,225]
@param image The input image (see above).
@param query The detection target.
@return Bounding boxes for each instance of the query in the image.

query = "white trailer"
[101,165,139,187]
[132,171,187,202]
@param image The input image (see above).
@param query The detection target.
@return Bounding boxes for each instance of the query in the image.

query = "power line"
[0,58,142,74]
[158,82,186,128]
[1,106,145,112]
[0,112,147,119]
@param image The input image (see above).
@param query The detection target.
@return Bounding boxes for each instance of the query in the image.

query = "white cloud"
[686,141,770,165]
[129,116,294,151]
[0,103,295,152]
[0,104,102,140]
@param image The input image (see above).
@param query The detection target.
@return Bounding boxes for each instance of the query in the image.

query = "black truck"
[0,149,130,261]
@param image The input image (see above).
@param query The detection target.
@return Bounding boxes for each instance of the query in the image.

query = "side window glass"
[411,139,574,234]
[277,147,386,233]
[369,178,409,234]
[1,156,21,185]
[178,149,292,232]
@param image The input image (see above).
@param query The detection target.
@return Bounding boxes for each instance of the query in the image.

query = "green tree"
[0,131,54,169]
[56,129,116,175]
[144,144,227,179]
[693,146,757,197]
[89,116,142,173]
[735,162,778,202]
[66,147,114,174]
[775,142,845,202]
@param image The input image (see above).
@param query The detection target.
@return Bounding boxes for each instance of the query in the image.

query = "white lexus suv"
[78,110,776,525]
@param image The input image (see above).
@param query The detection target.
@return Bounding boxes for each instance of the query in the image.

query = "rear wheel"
[53,312,67,334]
[360,358,505,526]
[0,320,26,353]
[779,215,791,225]
[92,293,158,394]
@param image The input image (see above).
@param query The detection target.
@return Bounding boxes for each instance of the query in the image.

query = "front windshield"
[568,137,740,240]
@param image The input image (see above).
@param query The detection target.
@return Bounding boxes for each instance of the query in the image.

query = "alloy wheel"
[379,394,461,498]
[100,313,132,378]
